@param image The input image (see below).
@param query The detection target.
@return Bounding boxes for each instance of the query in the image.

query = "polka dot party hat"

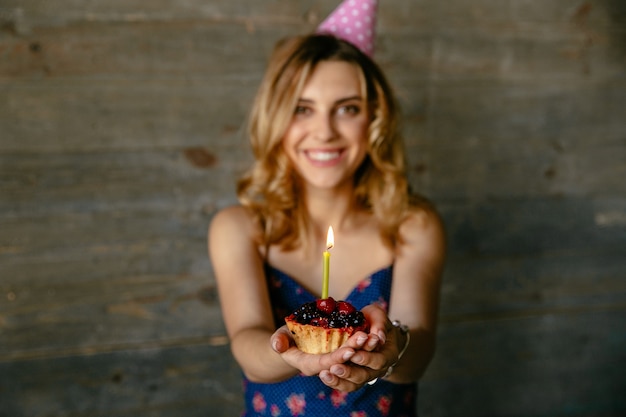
[316,0,379,57]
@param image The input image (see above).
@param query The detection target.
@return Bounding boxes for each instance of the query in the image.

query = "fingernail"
[332,367,345,377]
[367,336,378,349]
[343,350,355,361]
[321,371,333,383]
[378,330,386,344]
[356,335,368,346]
[272,339,279,352]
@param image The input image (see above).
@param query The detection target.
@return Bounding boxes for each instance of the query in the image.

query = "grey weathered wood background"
[1,0,625,416]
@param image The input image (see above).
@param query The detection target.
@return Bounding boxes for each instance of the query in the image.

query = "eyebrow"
[297,95,364,105]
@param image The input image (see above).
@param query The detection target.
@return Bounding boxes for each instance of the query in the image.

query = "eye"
[294,105,312,116]
[337,104,361,116]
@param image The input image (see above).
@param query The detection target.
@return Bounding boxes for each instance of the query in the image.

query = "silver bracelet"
[368,320,410,385]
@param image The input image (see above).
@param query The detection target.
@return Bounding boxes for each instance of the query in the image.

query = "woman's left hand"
[318,304,400,392]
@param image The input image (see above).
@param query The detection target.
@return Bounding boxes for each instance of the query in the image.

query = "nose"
[312,113,337,142]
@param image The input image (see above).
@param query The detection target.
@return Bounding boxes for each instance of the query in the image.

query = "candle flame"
[326,226,334,250]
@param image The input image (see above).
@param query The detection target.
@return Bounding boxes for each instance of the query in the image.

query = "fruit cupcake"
[285,297,369,354]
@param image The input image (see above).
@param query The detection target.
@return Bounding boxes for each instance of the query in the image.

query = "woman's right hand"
[270,325,372,377]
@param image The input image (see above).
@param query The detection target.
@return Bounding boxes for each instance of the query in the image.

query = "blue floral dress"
[241,264,418,417]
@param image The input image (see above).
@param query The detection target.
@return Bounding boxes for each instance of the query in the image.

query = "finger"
[327,363,383,390]
[319,369,361,392]
[324,346,356,366]
[319,370,339,386]
[279,347,327,377]
[361,304,391,345]
[349,349,388,372]
[343,330,380,352]
[281,346,356,377]
[271,326,294,353]
[341,331,369,350]
[363,333,381,352]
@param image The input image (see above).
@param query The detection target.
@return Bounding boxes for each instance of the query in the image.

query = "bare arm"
[319,206,446,390]
[209,206,365,383]
[384,205,446,383]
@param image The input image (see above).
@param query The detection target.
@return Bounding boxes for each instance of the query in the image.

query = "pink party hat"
[316,0,378,57]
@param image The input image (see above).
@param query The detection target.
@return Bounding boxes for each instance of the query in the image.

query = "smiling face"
[282,60,370,192]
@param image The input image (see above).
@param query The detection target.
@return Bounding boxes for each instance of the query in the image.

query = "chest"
[266,229,394,300]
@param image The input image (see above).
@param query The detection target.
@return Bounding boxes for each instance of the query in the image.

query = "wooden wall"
[1,1,624,416]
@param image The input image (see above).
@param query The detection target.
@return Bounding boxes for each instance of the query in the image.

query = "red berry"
[310,317,329,327]
[316,297,336,315]
[337,300,356,315]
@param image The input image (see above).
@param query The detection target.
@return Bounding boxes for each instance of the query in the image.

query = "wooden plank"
[402,79,626,199]
[1,12,620,81]
[1,0,622,83]
[0,21,283,78]
[421,310,626,417]
[440,250,626,319]
[1,3,623,154]
[382,29,622,81]
[0,148,239,358]
[0,150,247,216]
[421,80,626,147]
[0,78,259,152]
[1,0,618,32]
[0,344,244,417]
[438,198,626,256]
[0,0,317,30]
[382,0,616,30]
[0,269,226,360]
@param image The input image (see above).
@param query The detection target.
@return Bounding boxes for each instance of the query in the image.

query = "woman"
[209,34,445,416]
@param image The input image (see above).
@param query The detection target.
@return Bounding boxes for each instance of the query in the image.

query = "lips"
[305,149,342,162]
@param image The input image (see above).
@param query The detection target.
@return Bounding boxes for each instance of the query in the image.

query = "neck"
[301,183,360,237]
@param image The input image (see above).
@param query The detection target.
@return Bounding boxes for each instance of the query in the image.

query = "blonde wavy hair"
[237,34,411,250]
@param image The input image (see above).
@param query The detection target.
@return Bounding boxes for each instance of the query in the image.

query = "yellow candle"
[322,251,330,299]
[322,226,334,299]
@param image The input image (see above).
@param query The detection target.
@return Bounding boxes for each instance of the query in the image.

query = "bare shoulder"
[394,198,446,280]
[399,199,445,247]
[208,205,262,257]
[390,199,446,321]
[209,205,257,239]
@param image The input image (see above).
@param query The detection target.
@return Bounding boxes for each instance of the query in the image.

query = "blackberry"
[288,299,365,328]
[293,302,317,324]
[347,311,365,327]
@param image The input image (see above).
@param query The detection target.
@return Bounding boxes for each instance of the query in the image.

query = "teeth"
[307,150,340,161]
